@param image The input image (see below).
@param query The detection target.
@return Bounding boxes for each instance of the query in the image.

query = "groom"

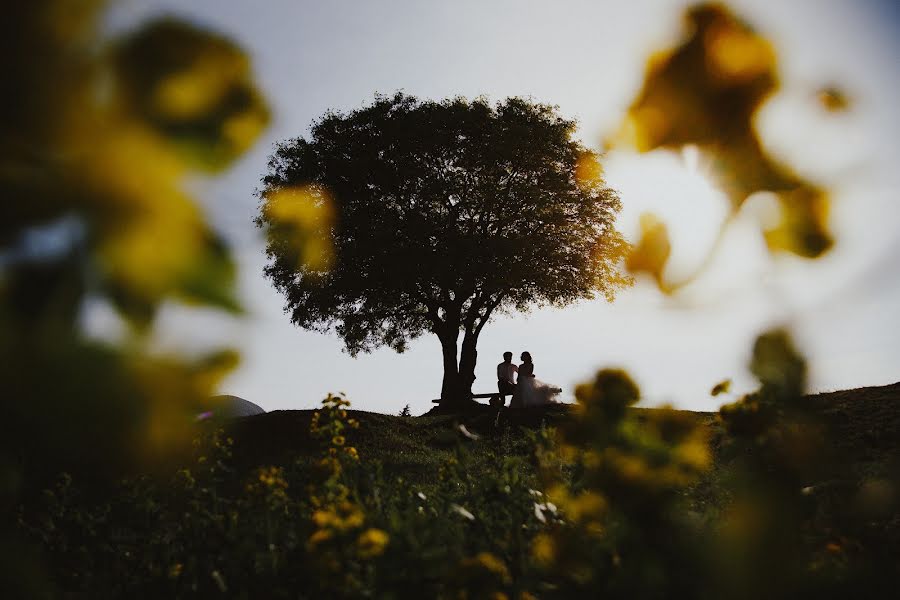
[496,351,518,406]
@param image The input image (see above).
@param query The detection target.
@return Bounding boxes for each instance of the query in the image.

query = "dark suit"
[498,378,516,398]
[497,361,517,406]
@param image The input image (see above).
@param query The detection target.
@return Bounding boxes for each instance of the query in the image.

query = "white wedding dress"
[516,363,562,407]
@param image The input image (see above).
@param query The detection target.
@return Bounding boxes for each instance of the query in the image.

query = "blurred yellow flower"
[625,213,671,289]
[561,491,608,524]
[531,533,555,566]
[674,439,712,472]
[817,86,850,112]
[313,503,365,532]
[153,58,235,120]
[265,185,335,271]
[710,379,732,396]
[257,466,287,488]
[312,510,332,528]
[704,20,775,83]
[472,552,511,582]
[356,528,389,558]
[308,528,333,546]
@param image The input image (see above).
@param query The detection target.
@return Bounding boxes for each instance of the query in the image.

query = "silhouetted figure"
[514,351,561,407]
[497,351,518,406]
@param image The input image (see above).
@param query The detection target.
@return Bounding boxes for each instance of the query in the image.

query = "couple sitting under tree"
[497,351,562,408]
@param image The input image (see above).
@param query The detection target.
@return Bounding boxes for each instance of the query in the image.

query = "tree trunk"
[438,327,481,407]
[439,331,463,404]
[458,329,479,402]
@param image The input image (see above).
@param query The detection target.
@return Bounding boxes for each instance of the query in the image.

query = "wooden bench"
[432,392,503,406]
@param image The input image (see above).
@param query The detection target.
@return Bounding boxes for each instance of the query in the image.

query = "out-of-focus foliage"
[261,184,335,272]
[712,328,896,598]
[531,369,712,597]
[17,368,900,597]
[112,18,270,172]
[257,93,632,405]
[304,394,391,595]
[18,396,552,596]
[615,3,835,291]
[710,378,732,396]
[817,85,851,113]
[624,213,671,289]
[0,1,269,460]
[1,1,268,595]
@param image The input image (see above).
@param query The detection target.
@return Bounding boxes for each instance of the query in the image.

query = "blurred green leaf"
[112,18,270,172]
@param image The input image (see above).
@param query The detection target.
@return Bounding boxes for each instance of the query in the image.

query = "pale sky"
[97,0,900,415]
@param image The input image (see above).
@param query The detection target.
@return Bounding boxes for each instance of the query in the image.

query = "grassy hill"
[220,382,899,485]
[16,382,900,598]
[223,382,900,558]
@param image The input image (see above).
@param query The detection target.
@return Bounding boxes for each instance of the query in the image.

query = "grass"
[16,382,900,597]
[211,382,899,518]
[217,380,897,478]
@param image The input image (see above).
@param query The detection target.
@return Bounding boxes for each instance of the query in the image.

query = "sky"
[98,0,900,415]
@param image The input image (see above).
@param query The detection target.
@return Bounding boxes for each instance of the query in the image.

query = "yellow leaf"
[626,213,671,288]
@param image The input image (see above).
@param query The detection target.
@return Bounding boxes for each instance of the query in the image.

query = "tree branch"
[474,291,506,336]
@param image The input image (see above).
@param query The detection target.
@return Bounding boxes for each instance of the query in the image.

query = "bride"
[514,351,562,407]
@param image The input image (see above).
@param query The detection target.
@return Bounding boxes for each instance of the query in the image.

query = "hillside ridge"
[216,381,900,475]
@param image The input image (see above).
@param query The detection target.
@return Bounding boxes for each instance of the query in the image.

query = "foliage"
[0,1,269,594]
[529,369,712,597]
[19,395,552,597]
[614,3,833,292]
[1,2,270,461]
[18,345,900,597]
[256,93,631,402]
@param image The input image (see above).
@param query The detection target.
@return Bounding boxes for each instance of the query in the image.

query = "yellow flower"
[472,552,510,583]
[337,503,366,530]
[308,528,333,546]
[257,466,287,488]
[559,491,607,523]
[314,503,365,531]
[312,509,333,528]
[357,528,389,558]
[332,435,345,446]
[531,533,555,566]
[318,456,341,475]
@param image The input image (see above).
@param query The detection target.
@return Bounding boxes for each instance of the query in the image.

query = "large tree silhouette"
[257,93,630,406]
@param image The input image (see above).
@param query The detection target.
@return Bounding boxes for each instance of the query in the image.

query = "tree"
[256,93,630,406]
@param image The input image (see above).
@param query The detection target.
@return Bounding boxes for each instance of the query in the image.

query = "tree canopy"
[257,93,630,403]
